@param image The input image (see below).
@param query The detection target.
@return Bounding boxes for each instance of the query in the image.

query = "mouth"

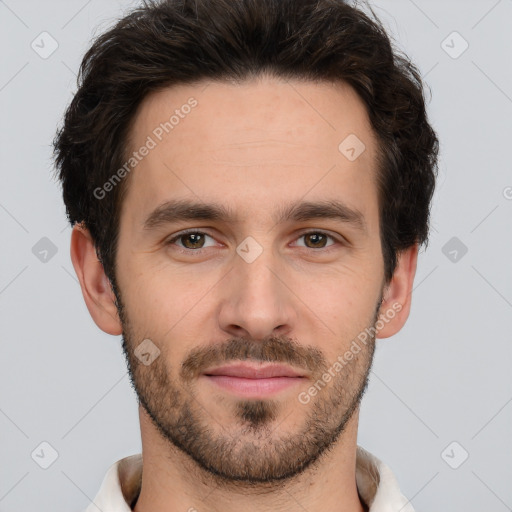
[201,363,307,398]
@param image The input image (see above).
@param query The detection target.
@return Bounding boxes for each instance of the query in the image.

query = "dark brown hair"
[53,0,439,288]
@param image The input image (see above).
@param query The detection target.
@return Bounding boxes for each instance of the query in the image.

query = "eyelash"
[165,229,342,254]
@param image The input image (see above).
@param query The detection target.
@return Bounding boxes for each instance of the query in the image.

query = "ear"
[375,243,418,339]
[70,223,123,335]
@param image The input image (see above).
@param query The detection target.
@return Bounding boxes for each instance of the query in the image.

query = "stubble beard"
[118,292,380,486]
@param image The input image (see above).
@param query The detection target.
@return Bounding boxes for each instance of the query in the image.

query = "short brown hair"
[53,0,439,287]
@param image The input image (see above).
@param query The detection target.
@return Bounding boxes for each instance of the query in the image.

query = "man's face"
[115,76,385,483]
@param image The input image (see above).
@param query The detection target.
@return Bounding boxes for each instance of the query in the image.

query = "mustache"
[180,335,329,382]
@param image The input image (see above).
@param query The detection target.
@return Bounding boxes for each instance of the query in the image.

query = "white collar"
[85,445,415,512]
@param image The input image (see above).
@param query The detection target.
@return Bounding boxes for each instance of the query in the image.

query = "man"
[53,0,438,510]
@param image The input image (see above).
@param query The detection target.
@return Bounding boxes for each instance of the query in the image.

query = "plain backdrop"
[1,0,511,511]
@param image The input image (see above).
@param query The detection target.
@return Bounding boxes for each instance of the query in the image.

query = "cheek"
[297,266,381,346]
[118,259,215,334]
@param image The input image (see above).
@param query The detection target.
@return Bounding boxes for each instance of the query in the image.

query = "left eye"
[293,231,336,249]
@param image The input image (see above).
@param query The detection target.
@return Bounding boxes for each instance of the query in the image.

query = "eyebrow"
[143,198,367,233]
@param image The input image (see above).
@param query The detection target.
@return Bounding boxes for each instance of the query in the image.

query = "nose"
[217,248,297,342]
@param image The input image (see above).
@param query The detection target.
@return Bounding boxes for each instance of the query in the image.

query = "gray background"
[1,0,511,510]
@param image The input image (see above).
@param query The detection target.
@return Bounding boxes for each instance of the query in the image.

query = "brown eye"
[167,231,216,251]
[301,232,332,249]
[180,233,206,249]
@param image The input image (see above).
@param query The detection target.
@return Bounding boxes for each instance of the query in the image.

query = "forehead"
[122,76,379,228]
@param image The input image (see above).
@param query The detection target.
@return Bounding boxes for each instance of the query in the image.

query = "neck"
[133,406,367,512]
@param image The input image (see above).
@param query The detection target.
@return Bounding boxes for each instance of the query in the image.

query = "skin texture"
[70,75,418,512]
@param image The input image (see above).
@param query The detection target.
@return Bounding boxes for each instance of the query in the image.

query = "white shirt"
[85,445,415,512]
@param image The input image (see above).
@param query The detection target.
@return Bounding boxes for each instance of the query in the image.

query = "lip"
[201,363,306,398]
[202,363,306,379]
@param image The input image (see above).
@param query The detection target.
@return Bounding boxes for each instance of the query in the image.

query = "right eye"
[166,230,218,252]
